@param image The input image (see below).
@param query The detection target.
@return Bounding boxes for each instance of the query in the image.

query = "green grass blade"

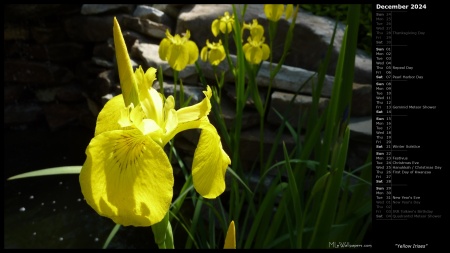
[298,171,330,247]
[7,166,82,180]
[169,210,199,249]
[308,126,351,248]
[282,142,302,224]
[226,167,252,195]
[170,178,194,220]
[102,223,121,249]
[262,192,285,248]
[244,182,288,248]
[185,196,204,249]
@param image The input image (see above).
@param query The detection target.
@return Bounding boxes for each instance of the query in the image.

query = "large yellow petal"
[208,44,226,66]
[113,17,139,107]
[245,46,263,65]
[95,95,125,136]
[79,128,174,227]
[160,115,230,197]
[262,43,270,61]
[191,122,230,198]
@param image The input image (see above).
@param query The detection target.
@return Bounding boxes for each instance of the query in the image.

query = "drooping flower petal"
[186,40,199,65]
[169,44,190,71]
[208,48,226,66]
[158,37,171,62]
[191,122,230,198]
[79,128,174,227]
[219,21,230,35]
[211,19,221,37]
[243,43,263,64]
[261,43,270,61]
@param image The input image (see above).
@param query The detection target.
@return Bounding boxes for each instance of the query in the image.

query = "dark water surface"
[4,122,160,249]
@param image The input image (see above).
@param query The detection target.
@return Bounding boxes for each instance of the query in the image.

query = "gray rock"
[81,4,135,15]
[122,16,170,40]
[133,5,175,29]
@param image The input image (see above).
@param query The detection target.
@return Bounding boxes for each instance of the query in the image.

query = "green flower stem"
[151,212,174,249]
[221,33,235,76]
[230,4,246,223]
[213,66,223,104]
[268,20,277,67]
[173,70,179,104]
[261,6,300,174]
[263,5,299,117]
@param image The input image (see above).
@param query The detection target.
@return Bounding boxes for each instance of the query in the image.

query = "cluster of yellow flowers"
[159,4,294,68]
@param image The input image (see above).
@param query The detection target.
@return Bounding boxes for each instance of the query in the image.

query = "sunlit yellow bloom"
[79,17,231,227]
[264,4,284,22]
[159,29,199,71]
[285,4,294,20]
[265,4,295,21]
[211,11,234,37]
[224,220,236,249]
[200,39,226,66]
[242,20,270,65]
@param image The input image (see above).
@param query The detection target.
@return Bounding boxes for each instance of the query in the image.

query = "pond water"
[4,122,164,249]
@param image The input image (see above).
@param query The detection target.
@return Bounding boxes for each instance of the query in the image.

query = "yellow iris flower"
[211,11,234,37]
[79,17,231,227]
[242,20,270,65]
[285,4,294,20]
[264,4,294,21]
[200,39,226,66]
[159,29,199,71]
